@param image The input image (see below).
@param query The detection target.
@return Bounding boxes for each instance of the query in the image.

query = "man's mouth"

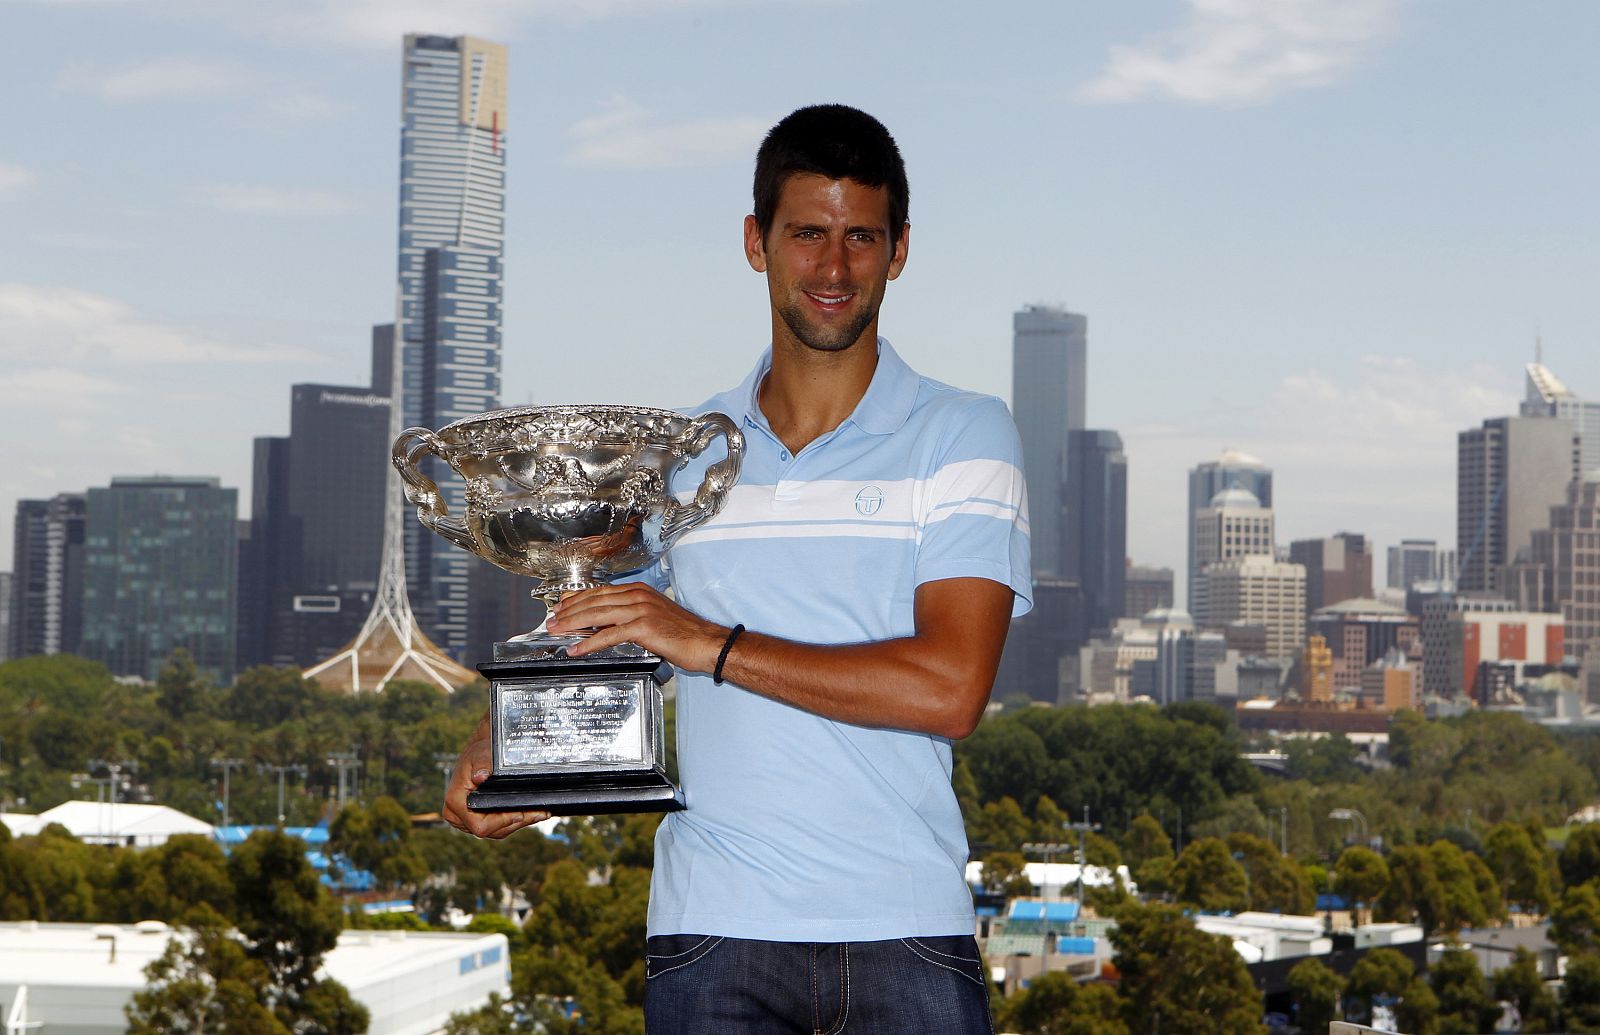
[805,290,855,308]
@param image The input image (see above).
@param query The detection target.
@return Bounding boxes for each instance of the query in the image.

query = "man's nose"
[819,235,848,282]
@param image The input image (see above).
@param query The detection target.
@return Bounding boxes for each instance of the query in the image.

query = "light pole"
[261,764,309,827]
[211,757,246,828]
[1022,840,1072,951]
[1328,807,1369,848]
[327,750,361,813]
[434,752,458,805]
[1065,804,1102,909]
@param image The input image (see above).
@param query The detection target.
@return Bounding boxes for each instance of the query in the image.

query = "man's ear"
[743,214,768,273]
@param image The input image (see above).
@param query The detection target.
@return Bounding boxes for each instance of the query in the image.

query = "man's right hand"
[442,708,550,839]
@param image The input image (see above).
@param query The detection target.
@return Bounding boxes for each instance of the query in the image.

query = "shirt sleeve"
[913,395,1033,617]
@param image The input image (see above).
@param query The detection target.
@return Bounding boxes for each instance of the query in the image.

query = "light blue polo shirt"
[645,338,1031,941]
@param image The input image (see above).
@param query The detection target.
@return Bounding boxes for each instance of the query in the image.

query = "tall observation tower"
[305,34,507,692]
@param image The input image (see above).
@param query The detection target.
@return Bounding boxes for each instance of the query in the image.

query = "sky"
[2,0,1597,593]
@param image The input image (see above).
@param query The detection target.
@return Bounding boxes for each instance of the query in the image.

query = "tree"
[1334,846,1390,926]
[125,906,287,1034]
[1562,824,1600,888]
[156,648,212,721]
[1428,947,1495,1035]
[1482,820,1554,915]
[1378,844,1447,933]
[970,796,1034,855]
[1121,813,1172,872]
[1394,976,1440,1035]
[993,972,1128,1035]
[1346,947,1415,1026]
[1491,946,1557,1033]
[329,797,428,897]
[226,829,359,1031]
[1228,832,1314,914]
[982,851,1035,900]
[104,833,236,924]
[1168,837,1249,914]
[1550,881,1600,956]
[441,995,519,1035]
[1428,840,1499,932]
[1286,957,1344,1035]
[1108,902,1265,1033]
[1563,953,1600,1031]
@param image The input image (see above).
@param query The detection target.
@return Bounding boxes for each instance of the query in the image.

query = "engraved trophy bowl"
[394,404,743,633]
[392,404,744,815]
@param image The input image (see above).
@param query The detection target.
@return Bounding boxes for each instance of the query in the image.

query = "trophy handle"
[661,411,744,546]
[392,427,475,551]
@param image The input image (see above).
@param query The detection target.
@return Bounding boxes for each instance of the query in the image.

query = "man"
[445,104,1030,1033]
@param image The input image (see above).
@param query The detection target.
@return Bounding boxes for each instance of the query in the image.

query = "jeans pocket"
[645,934,725,979]
[900,935,987,988]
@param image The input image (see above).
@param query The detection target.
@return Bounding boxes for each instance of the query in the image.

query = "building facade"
[1509,474,1600,664]
[994,576,1088,704]
[398,34,508,654]
[1062,429,1126,633]
[240,375,393,670]
[1522,361,1600,479]
[1457,415,1573,594]
[1012,305,1087,577]
[1191,486,1275,624]
[80,477,238,683]
[1420,595,1565,700]
[1123,564,1175,618]
[8,493,86,660]
[1290,532,1373,615]
[1387,538,1438,591]
[1187,451,1273,611]
[1306,598,1420,693]
[1200,555,1306,662]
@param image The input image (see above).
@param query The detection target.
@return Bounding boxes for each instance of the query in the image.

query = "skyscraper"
[1509,473,1600,666]
[1522,361,1600,479]
[80,477,237,683]
[1062,428,1127,634]
[1290,532,1373,614]
[1187,451,1272,611]
[1201,555,1306,662]
[1012,305,1086,576]
[1387,538,1438,591]
[8,493,86,659]
[398,34,508,653]
[1191,484,1275,623]
[1456,415,1572,593]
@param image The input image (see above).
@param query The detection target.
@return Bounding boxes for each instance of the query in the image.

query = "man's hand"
[548,583,727,672]
[442,709,550,838]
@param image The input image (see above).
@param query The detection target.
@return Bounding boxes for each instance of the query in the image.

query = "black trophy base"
[468,769,684,815]
[467,651,684,816]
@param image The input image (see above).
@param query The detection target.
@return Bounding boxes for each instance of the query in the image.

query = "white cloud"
[1078,0,1397,105]
[0,162,37,199]
[0,367,130,404]
[0,283,324,365]
[56,57,255,102]
[567,98,769,169]
[194,184,362,215]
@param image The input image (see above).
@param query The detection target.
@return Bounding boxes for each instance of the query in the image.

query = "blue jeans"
[643,933,994,1034]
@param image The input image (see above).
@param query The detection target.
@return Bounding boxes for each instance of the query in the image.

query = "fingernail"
[473,769,490,780]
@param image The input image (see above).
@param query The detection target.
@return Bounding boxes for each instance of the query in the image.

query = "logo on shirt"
[854,486,884,516]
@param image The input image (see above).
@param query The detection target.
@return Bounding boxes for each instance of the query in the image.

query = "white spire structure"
[303,318,475,694]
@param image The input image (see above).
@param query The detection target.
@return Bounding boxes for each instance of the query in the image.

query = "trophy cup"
[393,405,743,814]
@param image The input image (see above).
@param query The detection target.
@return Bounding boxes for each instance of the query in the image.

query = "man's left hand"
[547,584,726,672]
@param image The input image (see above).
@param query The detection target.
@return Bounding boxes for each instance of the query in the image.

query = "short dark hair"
[753,104,909,244]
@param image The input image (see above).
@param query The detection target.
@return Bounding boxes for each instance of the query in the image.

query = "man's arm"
[549,575,1014,740]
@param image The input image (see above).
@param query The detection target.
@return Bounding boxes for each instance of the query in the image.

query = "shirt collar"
[735,337,918,438]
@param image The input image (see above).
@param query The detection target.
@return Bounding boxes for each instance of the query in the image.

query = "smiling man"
[445,104,1032,1033]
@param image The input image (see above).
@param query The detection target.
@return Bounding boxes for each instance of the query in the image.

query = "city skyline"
[2,2,1597,581]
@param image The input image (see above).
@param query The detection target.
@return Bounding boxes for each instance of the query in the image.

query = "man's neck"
[758,333,880,455]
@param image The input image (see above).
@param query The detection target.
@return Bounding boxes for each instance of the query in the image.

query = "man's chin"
[779,304,873,353]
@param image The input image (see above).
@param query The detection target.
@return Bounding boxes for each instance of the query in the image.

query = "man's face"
[744,173,909,354]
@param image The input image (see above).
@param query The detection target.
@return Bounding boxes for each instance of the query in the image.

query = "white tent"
[0,801,213,847]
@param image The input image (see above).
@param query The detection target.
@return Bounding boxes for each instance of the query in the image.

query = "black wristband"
[713,624,745,685]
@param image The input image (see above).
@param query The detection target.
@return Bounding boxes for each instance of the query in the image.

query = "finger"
[565,623,640,657]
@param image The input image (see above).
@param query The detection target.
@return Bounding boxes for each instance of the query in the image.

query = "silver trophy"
[394,404,743,814]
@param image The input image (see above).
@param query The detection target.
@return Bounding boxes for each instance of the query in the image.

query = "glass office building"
[397,34,508,653]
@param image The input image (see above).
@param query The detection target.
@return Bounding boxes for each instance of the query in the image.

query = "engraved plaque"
[496,678,646,771]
